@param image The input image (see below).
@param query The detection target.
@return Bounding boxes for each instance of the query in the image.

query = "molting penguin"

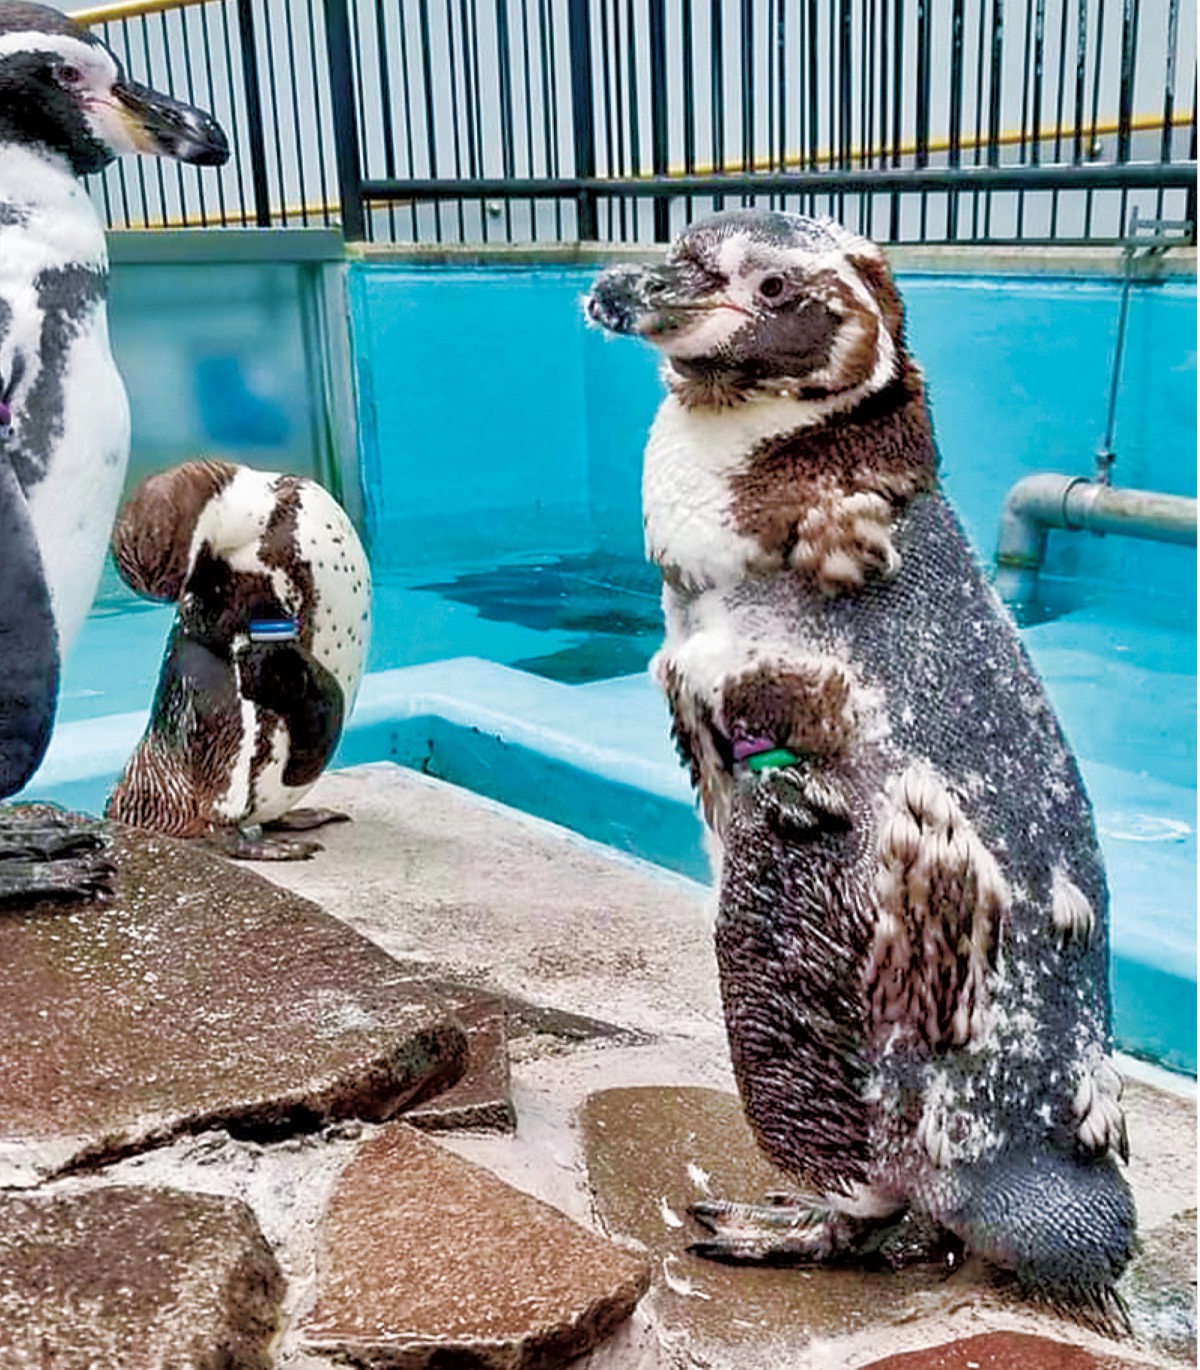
[587,211,1135,1319]
[0,2,227,897]
[107,460,371,861]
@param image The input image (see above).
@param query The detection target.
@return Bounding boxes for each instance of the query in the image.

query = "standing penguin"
[0,2,227,896]
[107,460,371,861]
[586,211,1135,1318]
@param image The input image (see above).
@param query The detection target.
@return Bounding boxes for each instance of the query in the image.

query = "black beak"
[113,80,230,166]
[585,264,666,335]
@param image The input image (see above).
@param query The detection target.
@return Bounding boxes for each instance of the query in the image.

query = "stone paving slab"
[302,1122,652,1368]
[582,1085,967,1366]
[0,1184,284,1369]
[405,992,516,1133]
[581,1084,1191,1369]
[0,824,467,1186]
[860,1331,1150,1369]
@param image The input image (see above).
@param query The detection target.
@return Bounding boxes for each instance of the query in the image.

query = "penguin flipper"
[0,450,59,798]
[862,763,1009,1053]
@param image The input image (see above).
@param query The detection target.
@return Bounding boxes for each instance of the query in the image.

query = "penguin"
[0,2,227,896]
[106,460,372,861]
[586,210,1136,1319]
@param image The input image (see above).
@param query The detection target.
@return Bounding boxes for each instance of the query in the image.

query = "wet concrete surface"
[302,1122,651,1368]
[0,1184,283,1368]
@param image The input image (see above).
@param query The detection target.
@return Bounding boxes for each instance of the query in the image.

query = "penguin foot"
[0,808,116,906]
[687,1197,856,1264]
[263,807,351,833]
[205,825,323,862]
[688,1198,962,1271]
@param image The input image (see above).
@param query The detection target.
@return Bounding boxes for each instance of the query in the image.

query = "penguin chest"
[0,166,127,656]
[23,309,130,654]
[643,394,829,587]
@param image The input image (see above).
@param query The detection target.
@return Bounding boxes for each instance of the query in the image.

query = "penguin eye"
[56,63,85,89]
[758,275,788,302]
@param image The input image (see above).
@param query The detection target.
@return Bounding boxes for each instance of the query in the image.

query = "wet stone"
[0,1184,284,1368]
[0,824,467,1185]
[581,1086,980,1367]
[303,1122,651,1368]
[405,992,516,1133]
[860,1331,1151,1369]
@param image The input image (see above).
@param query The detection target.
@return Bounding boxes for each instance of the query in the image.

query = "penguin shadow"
[104,461,371,862]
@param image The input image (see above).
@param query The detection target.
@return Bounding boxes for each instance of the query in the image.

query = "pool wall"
[351,259,1196,602]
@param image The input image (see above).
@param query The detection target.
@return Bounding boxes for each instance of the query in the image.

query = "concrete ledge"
[349,238,1197,279]
[107,227,345,264]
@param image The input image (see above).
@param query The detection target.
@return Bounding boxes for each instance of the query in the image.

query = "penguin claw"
[263,807,350,834]
[686,1197,838,1264]
[204,827,323,862]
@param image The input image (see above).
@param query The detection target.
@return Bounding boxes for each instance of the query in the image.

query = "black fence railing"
[76,0,1197,246]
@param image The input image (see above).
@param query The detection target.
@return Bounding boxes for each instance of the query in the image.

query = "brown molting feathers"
[111,458,238,602]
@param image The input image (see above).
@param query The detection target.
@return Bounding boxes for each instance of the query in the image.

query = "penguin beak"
[587,261,744,347]
[111,79,230,166]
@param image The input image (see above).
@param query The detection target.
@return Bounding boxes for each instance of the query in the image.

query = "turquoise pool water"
[28,265,1197,1074]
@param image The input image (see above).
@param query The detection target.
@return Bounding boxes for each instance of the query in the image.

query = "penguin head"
[587,210,906,406]
[0,3,229,176]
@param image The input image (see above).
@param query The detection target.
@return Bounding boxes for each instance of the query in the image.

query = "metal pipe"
[358,158,1199,206]
[994,472,1198,601]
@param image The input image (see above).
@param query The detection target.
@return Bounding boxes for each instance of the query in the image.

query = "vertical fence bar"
[1186,64,1197,236]
[681,0,695,222]
[324,0,366,239]
[649,0,669,239]
[712,0,726,207]
[948,0,965,237]
[236,0,273,225]
[568,0,598,240]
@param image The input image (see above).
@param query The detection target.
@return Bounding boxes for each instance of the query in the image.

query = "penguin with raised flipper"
[107,460,371,861]
[0,2,228,900]
[587,210,1135,1322]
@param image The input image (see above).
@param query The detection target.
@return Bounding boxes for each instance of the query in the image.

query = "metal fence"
[75,0,1197,245]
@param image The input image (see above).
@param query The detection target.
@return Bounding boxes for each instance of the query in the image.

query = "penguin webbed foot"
[687,1196,962,1272]
[0,808,116,905]
[204,824,322,862]
[263,807,350,834]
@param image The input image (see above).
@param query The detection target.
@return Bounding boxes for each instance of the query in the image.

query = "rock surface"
[303,1122,652,1368]
[0,824,466,1185]
[582,1085,968,1366]
[860,1331,1150,1369]
[0,1184,284,1369]
[406,991,516,1133]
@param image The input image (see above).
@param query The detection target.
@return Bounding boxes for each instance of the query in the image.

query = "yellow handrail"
[73,0,212,22]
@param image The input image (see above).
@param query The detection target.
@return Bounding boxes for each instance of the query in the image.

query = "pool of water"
[26,263,1197,1075]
